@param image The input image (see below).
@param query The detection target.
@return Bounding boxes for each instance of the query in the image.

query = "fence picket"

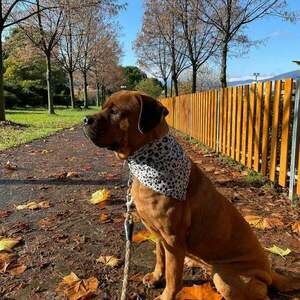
[227,88,232,156]
[231,87,237,159]
[270,80,281,182]
[236,86,243,161]
[254,82,263,172]
[247,83,256,169]
[241,85,249,165]
[279,78,292,187]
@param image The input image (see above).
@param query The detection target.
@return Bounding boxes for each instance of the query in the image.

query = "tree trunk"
[163,78,168,97]
[0,30,5,121]
[96,82,100,107]
[68,71,75,109]
[83,71,88,109]
[173,75,179,96]
[101,85,105,106]
[220,40,228,88]
[192,64,197,93]
[46,54,54,114]
[170,79,173,97]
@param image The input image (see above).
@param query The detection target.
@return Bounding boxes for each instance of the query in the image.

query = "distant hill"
[228,70,300,86]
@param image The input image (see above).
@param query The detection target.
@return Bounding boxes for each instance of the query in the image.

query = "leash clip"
[124,215,134,241]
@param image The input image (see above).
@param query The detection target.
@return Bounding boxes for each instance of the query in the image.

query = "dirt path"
[0,127,299,300]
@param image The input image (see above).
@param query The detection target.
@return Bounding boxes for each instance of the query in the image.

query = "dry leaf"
[244,215,284,229]
[7,263,26,275]
[292,221,300,236]
[96,255,123,267]
[66,172,79,178]
[265,245,291,258]
[132,230,157,244]
[5,161,17,170]
[89,189,110,204]
[0,252,16,271]
[177,283,222,300]
[99,213,111,223]
[56,272,99,300]
[0,210,12,218]
[41,149,49,154]
[15,201,49,210]
[0,237,22,252]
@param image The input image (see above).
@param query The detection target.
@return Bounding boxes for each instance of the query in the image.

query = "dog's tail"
[271,270,300,291]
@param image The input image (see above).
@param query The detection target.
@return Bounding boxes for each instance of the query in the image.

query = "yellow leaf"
[15,201,49,210]
[66,172,79,178]
[41,149,48,154]
[244,215,284,229]
[132,230,157,244]
[0,237,21,252]
[96,255,123,267]
[89,189,110,204]
[99,213,110,223]
[265,245,291,258]
[56,272,99,300]
[177,283,222,300]
[292,221,300,235]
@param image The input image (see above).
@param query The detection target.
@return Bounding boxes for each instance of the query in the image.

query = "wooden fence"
[160,78,300,200]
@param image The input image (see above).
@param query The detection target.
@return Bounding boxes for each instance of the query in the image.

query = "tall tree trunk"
[83,71,88,109]
[101,85,105,106]
[46,54,54,114]
[0,30,5,121]
[173,75,179,96]
[163,78,168,97]
[220,40,228,88]
[192,64,197,93]
[68,71,75,109]
[96,82,100,107]
[170,79,173,97]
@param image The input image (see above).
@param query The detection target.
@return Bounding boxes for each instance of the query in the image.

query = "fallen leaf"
[89,189,110,204]
[265,245,291,258]
[66,171,79,178]
[50,172,68,179]
[7,263,26,275]
[292,221,300,236]
[15,201,50,210]
[4,161,17,171]
[0,252,16,271]
[99,213,111,223]
[0,237,22,252]
[244,215,284,229]
[132,230,157,244]
[56,272,99,300]
[41,149,49,154]
[96,255,123,267]
[177,283,222,300]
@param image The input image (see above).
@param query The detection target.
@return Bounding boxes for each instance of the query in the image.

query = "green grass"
[244,169,265,185]
[0,106,99,151]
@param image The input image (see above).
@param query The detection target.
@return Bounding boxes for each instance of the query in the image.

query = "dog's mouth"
[83,126,120,151]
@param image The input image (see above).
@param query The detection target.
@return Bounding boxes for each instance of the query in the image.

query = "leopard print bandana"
[128,134,191,201]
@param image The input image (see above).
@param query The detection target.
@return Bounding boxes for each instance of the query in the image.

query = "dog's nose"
[83,116,94,125]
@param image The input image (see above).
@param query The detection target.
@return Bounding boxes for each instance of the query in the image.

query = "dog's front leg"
[143,239,165,287]
[155,242,185,300]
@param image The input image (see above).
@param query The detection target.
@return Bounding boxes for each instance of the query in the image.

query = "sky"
[117,0,300,80]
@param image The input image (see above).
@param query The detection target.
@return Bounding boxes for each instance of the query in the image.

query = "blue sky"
[117,0,300,80]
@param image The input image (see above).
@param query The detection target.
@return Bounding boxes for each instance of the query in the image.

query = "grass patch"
[0,106,99,151]
[244,169,265,185]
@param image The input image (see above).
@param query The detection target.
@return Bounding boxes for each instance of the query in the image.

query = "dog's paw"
[143,272,162,288]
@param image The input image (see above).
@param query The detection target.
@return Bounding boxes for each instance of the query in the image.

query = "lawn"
[0,107,99,151]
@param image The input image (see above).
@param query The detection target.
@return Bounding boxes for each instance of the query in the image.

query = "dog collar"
[128,134,191,201]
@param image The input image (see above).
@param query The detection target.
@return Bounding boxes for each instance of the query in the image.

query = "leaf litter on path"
[56,272,99,300]
[177,282,222,300]
[15,200,50,210]
[96,255,123,267]
[89,188,110,204]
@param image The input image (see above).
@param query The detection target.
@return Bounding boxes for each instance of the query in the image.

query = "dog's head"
[83,90,169,159]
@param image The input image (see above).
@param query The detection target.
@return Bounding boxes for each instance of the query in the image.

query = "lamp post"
[253,72,260,83]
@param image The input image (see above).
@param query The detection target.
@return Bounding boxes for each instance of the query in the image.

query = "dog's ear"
[137,94,169,134]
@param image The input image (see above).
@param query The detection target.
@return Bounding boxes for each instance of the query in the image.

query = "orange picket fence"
[161,78,300,200]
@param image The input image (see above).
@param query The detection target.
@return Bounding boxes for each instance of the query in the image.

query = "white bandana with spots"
[128,134,191,201]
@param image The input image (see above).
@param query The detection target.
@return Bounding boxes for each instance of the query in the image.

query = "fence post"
[216,89,221,153]
[289,79,300,201]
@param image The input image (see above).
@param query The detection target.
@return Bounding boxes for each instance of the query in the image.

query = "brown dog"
[84,90,300,300]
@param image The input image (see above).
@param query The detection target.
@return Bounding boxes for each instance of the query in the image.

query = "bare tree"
[134,33,171,97]
[169,0,218,93]
[193,0,296,87]
[143,0,189,96]
[17,0,65,114]
[55,0,84,108]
